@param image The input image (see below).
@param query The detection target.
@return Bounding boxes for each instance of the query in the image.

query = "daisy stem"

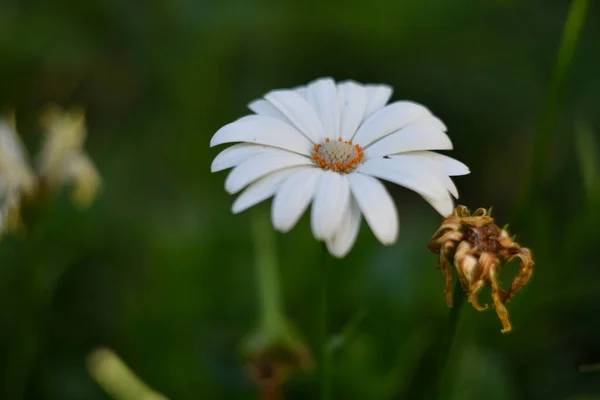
[320,245,332,400]
[252,212,285,338]
[519,0,589,213]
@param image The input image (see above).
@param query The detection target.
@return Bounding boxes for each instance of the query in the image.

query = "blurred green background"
[1,0,600,399]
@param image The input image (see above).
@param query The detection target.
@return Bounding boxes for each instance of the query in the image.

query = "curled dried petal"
[505,248,534,302]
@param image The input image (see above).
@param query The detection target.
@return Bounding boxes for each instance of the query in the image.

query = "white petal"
[337,81,368,141]
[363,116,452,158]
[404,151,470,176]
[326,198,361,258]
[210,115,313,156]
[0,121,30,164]
[356,157,449,203]
[389,151,458,199]
[306,78,339,140]
[232,167,310,214]
[421,193,455,217]
[247,99,291,124]
[352,101,431,147]
[264,90,324,144]
[388,153,459,198]
[371,153,458,217]
[364,84,393,117]
[441,174,458,198]
[311,171,351,241]
[271,168,322,232]
[211,143,284,172]
[225,152,313,194]
[0,121,36,194]
[347,173,398,245]
[336,85,346,128]
[294,85,309,100]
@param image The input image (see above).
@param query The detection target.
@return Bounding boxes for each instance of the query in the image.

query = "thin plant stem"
[3,201,51,399]
[421,280,466,400]
[320,245,332,400]
[518,0,590,214]
[438,282,466,371]
[436,283,466,399]
[251,212,285,338]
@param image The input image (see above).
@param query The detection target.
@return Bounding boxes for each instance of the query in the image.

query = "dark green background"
[1,0,599,399]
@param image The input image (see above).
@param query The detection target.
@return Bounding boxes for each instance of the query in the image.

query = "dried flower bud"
[428,205,534,333]
[241,323,313,400]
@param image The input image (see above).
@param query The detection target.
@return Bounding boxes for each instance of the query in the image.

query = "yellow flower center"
[312,137,364,173]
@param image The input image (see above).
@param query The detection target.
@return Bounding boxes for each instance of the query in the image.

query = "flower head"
[241,322,313,400]
[0,112,37,235]
[428,205,534,333]
[38,105,101,208]
[211,78,469,257]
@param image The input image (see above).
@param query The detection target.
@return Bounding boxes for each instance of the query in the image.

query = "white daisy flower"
[38,105,101,208]
[210,78,469,258]
[0,115,37,234]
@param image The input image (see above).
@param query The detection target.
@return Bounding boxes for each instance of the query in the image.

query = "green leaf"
[575,121,600,202]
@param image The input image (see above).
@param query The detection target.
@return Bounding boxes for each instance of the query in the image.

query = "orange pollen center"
[312,137,364,173]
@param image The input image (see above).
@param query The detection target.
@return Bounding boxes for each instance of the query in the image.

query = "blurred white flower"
[0,113,37,234]
[38,105,101,208]
[211,78,469,257]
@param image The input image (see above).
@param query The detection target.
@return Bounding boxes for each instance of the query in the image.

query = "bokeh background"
[1,0,600,399]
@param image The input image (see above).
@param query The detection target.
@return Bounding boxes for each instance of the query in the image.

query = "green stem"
[441,282,466,361]
[434,281,466,399]
[518,0,589,213]
[403,281,466,400]
[320,245,332,400]
[251,212,285,338]
[3,202,49,399]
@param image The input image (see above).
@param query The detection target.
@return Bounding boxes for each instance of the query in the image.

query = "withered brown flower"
[241,324,313,400]
[428,205,534,333]
[246,343,313,400]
